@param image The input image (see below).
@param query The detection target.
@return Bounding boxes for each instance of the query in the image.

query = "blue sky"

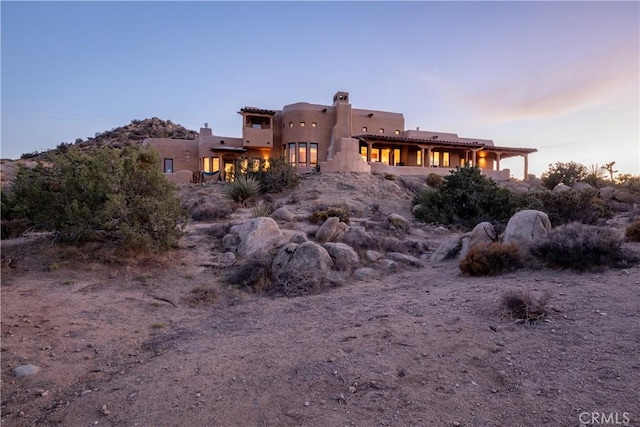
[2,1,638,178]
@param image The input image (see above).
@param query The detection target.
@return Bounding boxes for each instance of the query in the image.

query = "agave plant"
[250,201,274,218]
[223,175,260,206]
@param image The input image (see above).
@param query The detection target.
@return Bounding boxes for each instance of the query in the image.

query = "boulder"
[13,364,39,377]
[353,267,377,281]
[322,242,360,272]
[224,217,284,259]
[599,186,616,200]
[503,210,551,249]
[459,222,496,259]
[386,252,422,267]
[288,231,308,244]
[376,258,399,273]
[271,242,336,295]
[338,225,377,251]
[430,235,463,261]
[388,213,410,232]
[271,207,295,222]
[365,250,381,262]
[315,217,349,243]
[572,182,594,192]
[552,183,572,193]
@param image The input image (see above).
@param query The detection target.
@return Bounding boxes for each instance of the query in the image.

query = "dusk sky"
[2,1,638,178]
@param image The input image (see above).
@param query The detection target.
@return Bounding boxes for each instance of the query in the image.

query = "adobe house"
[143,91,536,183]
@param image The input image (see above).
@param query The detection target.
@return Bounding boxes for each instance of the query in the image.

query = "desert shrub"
[616,174,640,191]
[384,173,397,181]
[426,173,443,188]
[189,201,234,221]
[413,166,520,230]
[500,288,551,324]
[309,206,351,225]
[225,257,273,293]
[540,161,587,190]
[625,220,640,242]
[270,269,342,297]
[521,188,611,225]
[184,286,219,306]
[250,201,274,218]
[230,156,300,193]
[223,175,260,206]
[1,146,187,251]
[459,242,522,276]
[530,222,639,270]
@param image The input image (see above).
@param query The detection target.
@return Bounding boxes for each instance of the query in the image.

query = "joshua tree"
[603,161,618,182]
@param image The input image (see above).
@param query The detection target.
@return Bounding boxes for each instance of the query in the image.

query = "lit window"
[443,152,450,167]
[298,143,307,166]
[288,142,296,164]
[394,148,401,165]
[379,128,384,134]
[203,157,211,173]
[300,122,306,127]
[311,122,317,128]
[417,150,422,166]
[212,157,220,172]
[360,146,368,162]
[310,143,318,166]
[289,122,294,128]
[362,127,368,132]
[395,130,400,135]
[163,158,173,173]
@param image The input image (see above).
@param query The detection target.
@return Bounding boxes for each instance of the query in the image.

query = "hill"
[18,117,198,160]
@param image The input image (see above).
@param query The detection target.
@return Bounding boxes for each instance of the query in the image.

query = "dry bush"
[189,201,235,221]
[270,270,343,297]
[459,242,522,276]
[309,206,351,225]
[184,286,219,306]
[625,219,640,242]
[530,222,639,270]
[225,258,273,294]
[426,173,443,188]
[500,288,551,324]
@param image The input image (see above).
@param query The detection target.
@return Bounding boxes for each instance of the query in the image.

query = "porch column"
[426,147,432,167]
[421,148,425,167]
[523,154,529,180]
[496,152,502,171]
[367,143,372,162]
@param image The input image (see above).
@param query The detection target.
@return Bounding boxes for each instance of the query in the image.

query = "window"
[289,122,294,128]
[443,152,450,167]
[203,157,211,173]
[379,128,385,134]
[360,146,368,162]
[431,152,439,167]
[212,157,220,172]
[395,130,400,135]
[252,159,261,172]
[394,148,401,165]
[310,143,318,166]
[252,123,261,129]
[300,122,306,127]
[298,143,307,166]
[311,122,317,128]
[416,150,422,166]
[164,158,173,173]
[381,148,391,165]
[362,127,368,132]
[288,142,296,164]
[370,148,380,162]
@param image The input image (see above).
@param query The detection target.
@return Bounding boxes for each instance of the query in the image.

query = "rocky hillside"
[19,117,198,160]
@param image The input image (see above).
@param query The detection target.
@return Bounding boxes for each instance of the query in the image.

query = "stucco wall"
[144,138,199,173]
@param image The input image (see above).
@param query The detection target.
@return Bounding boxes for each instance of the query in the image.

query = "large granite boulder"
[271,241,337,295]
[459,222,497,259]
[315,217,349,243]
[322,242,360,272]
[223,217,284,259]
[503,210,551,249]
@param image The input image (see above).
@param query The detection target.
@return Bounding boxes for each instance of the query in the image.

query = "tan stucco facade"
[143,91,536,183]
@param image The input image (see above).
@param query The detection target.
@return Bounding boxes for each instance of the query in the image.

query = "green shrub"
[1,146,187,252]
[426,173,443,188]
[259,157,300,193]
[413,166,520,230]
[540,161,587,190]
[223,175,260,206]
[309,207,351,225]
[625,220,640,242]
[459,242,522,276]
[521,188,611,225]
[530,222,639,270]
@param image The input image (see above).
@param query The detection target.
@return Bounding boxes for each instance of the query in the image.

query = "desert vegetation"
[1,145,187,252]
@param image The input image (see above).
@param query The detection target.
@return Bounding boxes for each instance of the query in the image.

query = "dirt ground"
[2,173,639,427]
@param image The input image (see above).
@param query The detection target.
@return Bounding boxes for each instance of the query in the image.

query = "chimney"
[416,126,420,131]
[205,122,209,129]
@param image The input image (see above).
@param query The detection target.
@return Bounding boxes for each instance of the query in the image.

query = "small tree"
[2,145,187,252]
[413,166,520,229]
[541,161,587,189]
